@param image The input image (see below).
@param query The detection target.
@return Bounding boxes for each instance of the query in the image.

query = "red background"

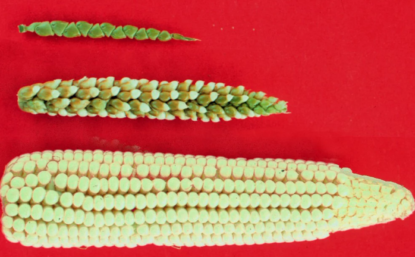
[1,0,415,256]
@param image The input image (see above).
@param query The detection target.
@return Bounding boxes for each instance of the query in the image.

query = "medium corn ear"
[1,150,413,248]
[17,77,288,121]
[18,21,198,42]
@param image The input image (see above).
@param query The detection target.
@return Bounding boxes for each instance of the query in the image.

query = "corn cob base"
[1,150,413,248]
[17,77,288,122]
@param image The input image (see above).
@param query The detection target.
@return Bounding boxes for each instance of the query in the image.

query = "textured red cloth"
[1,0,415,256]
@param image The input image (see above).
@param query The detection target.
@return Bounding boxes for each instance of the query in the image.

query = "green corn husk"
[18,21,198,42]
[17,77,288,122]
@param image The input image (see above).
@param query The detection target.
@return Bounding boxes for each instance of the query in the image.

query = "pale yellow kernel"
[167,177,180,191]
[88,161,100,177]
[58,160,68,173]
[60,192,73,208]
[119,177,130,194]
[44,190,59,205]
[280,208,291,222]
[45,161,58,175]
[98,163,110,178]
[326,169,337,181]
[42,206,54,222]
[11,162,24,174]
[25,174,38,188]
[74,209,85,225]
[1,184,9,198]
[316,182,327,194]
[78,161,89,176]
[94,195,104,211]
[323,183,336,194]
[149,164,161,178]
[78,176,89,193]
[322,194,333,207]
[204,166,216,178]
[280,194,291,208]
[275,181,286,194]
[11,177,25,189]
[32,187,46,203]
[37,171,52,186]
[23,161,36,173]
[180,178,193,192]
[323,209,334,220]
[171,165,181,176]
[311,209,323,221]
[299,211,311,224]
[110,163,121,176]
[287,170,299,181]
[5,203,18,216]
[129,177,141,194]
[289,194,301,208]
[82,196,94,212]
[89,177,101,195]
[243,180,254,194]
[332,196,344,209]
[300,194,311,209]
[244,167,254,179]
[73,192,85,208]
[20,186,33,202]
[108,177,119,193]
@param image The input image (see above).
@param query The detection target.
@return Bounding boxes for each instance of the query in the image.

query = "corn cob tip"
[18,25,27,33]
[171,33,199,41]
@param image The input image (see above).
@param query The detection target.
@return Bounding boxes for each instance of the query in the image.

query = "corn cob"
[18,21,198,41]
[1,150,413,248]
[17,77,288,122]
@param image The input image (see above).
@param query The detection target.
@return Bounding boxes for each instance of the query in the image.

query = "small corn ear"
[18,21,198,42]
[17,77,288,121]
[1,150,413,248]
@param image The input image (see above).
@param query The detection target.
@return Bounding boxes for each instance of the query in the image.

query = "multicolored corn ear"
[1,150,413,248]
[17,77,288,122]
[18,21,198,41]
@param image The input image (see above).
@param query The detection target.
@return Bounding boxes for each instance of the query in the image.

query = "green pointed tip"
[172,33,200,41]
[18,25,27,33]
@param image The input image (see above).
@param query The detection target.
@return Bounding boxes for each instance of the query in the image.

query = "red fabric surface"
[1,0,415,256]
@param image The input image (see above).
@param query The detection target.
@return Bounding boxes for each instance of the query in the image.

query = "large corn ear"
[17,77,288,121]
[1,150,413,248]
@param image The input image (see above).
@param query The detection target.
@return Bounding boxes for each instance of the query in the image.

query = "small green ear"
[34,22,54,36]
[88,24,104,38]
[111,26,126,39]
[134,28,148,40]
[123,25,138,39]
[158,31,172,41]
[63,22,80,38]
[100,23,115,36]
[146,28,160,40]
[76,21,93,37]
[50,21,68,36]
